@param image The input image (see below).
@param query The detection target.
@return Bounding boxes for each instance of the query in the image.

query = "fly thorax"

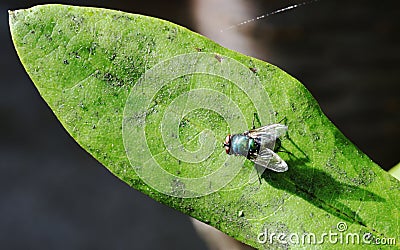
[230,134,252,157]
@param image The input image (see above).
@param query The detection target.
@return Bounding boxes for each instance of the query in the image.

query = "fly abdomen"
[247,137,259,159]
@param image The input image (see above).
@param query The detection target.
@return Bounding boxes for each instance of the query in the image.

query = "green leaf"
[10,4,399,249]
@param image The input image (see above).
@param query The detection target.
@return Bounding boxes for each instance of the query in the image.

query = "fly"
[223,116,288,172]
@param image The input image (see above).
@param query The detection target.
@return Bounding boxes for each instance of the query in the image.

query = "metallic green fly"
[223,120,288,172]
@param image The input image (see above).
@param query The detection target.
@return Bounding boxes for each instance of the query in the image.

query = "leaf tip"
[8,8,26,31]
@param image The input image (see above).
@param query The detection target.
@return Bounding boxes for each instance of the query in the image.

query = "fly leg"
[252,112,261,129]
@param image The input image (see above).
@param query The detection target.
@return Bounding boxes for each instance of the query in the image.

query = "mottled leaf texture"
[9,5,399,249]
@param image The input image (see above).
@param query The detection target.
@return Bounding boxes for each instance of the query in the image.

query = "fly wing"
[246,124,288,138]
[248,164,268,184]
[251,147,288,172]
[246,124,288,150]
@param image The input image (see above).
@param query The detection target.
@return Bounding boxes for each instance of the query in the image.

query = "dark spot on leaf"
[312,132,320,141]
[103,72,113,81]
[45,33,52,41]
[93,70,125,87]
[92,70,101,77]
[78,102,88,111]
[112,14,134,21]
[70,51,81,59]
[88,42,98,55]
[185,206,195,213]
[350,167,377,186]
[71,15,84,25]
[249,67,258,73]
[179,119,188,128]
[291,103,297,112]
[214,54,223,62]
[67,14,85,32]
[167,27,177,41]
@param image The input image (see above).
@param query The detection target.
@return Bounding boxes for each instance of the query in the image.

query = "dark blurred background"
[1,0,399,249]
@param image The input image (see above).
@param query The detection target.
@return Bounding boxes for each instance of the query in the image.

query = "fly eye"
[224,135,231,144]
[223,135,231,154]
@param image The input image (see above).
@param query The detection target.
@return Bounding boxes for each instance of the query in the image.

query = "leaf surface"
[9,5,399,249]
